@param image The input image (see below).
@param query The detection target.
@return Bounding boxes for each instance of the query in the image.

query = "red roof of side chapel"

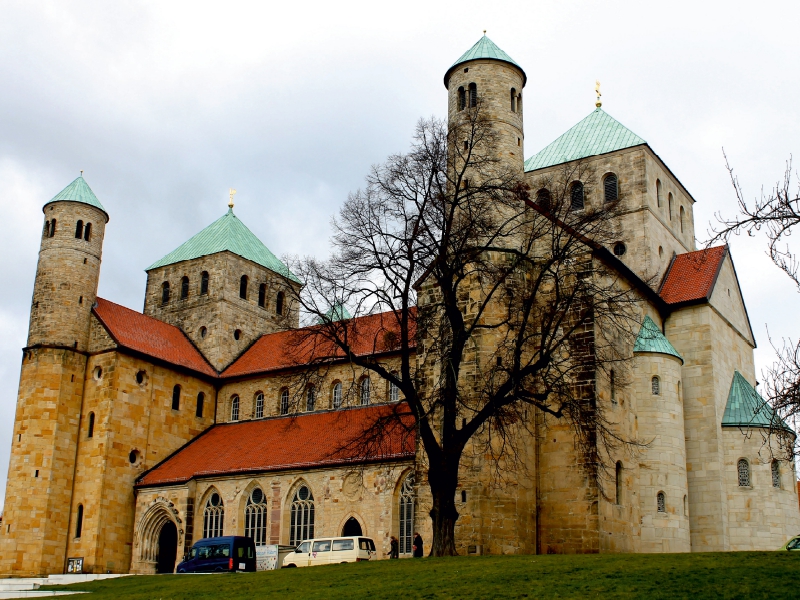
[659,246,728,305]
[136,402,416,487]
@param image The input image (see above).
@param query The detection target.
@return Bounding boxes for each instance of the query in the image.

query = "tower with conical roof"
[0,175,109,576]
[444,34,526,175]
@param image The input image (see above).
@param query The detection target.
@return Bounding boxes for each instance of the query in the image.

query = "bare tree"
[285,105,643,555]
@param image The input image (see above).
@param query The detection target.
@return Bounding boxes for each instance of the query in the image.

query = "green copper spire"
[633,316,683,363]
[721,371,791,431]
[525,108,646,172]
[147,208,300,283]
[317,302,352,324]
[46,175,107,215]
[444,34,526,87]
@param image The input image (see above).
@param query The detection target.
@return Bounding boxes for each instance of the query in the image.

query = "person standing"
[389,536,399,559]
[412,532,424,558]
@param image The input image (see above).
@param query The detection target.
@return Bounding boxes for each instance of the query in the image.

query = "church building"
[1,35,798,576]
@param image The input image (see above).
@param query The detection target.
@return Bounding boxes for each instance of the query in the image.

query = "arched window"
[457,86,466,111]
[389,377,400,403]
[289,485,315,545]
[200,271,209,295]
[276,291,285,316]
[536,188,551,211]
[399,473,415,555]
[44,220,50,237]
[258,284,266,308]
[679,206,685,233]
[75,220,84,239]
[171,385,181,410]
[610,370,616,404]
[255,392,264,419]
[161,282,170,305]
[245,487,267,546]
[75,504,84,538]
[651,376,660,396]
[280,389,289,415]
[360,377,371,406]
[468,82,477,108]
[196,392,205,418]
[203,492,224,539]
[306,386,315,412]
[668,193,674,221]
[615,461,622,505]
[180,276,189,300]
[656,179,663,207]
[517,93,522,113]
[604,174,618,203]
[683,495,688,516]
[87,412,95,438]
[230,395,240,421]
[570,182,584,211]
[332,382,342,409]
[737,458,751,487]
[656,491,666,513]
[239,275,248,300]
[772,460,781,488]
[49,219,56,237]
[84,223,91,241]
[510,88,516,112]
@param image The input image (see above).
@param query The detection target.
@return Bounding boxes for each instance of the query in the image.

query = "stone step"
[0,585,40,591]
[0,592,86,599]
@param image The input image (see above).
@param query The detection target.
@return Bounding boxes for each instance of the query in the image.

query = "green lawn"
[44,552,798,599]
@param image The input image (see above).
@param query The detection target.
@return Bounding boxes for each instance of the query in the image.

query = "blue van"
[176,536,256,573]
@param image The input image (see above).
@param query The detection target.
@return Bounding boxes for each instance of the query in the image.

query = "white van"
[282,536,377,567]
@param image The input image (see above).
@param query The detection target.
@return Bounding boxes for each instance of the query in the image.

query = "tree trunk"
[427,466,459,556]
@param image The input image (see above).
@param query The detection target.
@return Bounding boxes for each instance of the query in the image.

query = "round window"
[251,488,264,504]
[613,242,626,256]
[135,370,146,385]
[298,486,309,501]
[210,492,221,506]
[93,366,103,380]
[234,329,242,340]
[129,449,140,464]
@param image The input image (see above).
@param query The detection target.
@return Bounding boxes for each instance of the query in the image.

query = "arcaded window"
[255,392,264,419]
[570,182,584,211]
[280,389,289,415]
[399,473,415,555]
[604,173,618,203]
[468,82,477,108]
[87,412,95,438]
[610,370,616,404]
[651,376,660,396]
[196,392,205,418]
[679,206,685,233]
[75,504,84,538]
[615,461,622,505]
[737,458,751,487]
[161,281,170,305]
[258,284,266,308]
[230,395,240,421]
[332,382,342,409]
[44,220,50,237]
[239,275,248,300]
[656,179,663,207]
[360,377,371,406]
[772,460,781,488]
[180,276,189,300]
[510,88,516,112]
[49,219,56,237]
[657,491,666,513]
[306,386,315,412]
[171,385,181,410]
[668,193,674,221]
[276,291,285,315]
[458,86,466,111]
[289,485,315,545]
[200,271,209,295]
[536,188,551,211]
[203,492,224,539]
[75,220,84,239]
[245,487,267,546]
[84,223,91,241]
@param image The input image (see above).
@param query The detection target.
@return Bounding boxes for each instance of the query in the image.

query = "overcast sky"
[0,0,798,504]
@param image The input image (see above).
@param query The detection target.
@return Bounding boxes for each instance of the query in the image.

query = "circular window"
[210,492,221,506]
[251,488,264,504]
[135,370,146,385]
[129,449,140,464]
[613,242,626,256]
[234,329,242,340]
[200,326,207,339]
[93,366,103,380]
[298,486,310,501]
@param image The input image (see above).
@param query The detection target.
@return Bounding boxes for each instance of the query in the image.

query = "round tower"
[29,175,108,351]
[444,34,526,175]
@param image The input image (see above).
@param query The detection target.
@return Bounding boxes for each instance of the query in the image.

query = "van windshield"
[296,542,310,553]
[333,539,354,551]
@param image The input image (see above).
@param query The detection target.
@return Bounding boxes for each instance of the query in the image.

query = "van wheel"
[340,562,348,564]
[177,569,186,574]
[284,564,297,568]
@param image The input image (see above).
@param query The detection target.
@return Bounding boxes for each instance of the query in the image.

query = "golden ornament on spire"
[595,80,602,108]
[228,188,237,209]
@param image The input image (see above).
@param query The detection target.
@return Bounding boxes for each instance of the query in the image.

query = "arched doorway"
[342,516,362,537]
[156,521,178,574]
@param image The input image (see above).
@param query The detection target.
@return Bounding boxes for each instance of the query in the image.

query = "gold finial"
[483,29,486,35]
[228,188,237,209]
[80,169,84,177]
[595,80,602,108]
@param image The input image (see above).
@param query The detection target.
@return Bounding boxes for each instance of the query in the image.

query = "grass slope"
[45,552,798,599]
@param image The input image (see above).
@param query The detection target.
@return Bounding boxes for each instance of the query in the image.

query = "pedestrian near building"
[389,536,399,559]
[413,532,423,558]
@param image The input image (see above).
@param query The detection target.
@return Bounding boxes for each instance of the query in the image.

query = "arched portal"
[156,521,178,574]
[342,516,363,537]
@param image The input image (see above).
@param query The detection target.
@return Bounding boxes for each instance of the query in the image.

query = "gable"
[708,252,755,346]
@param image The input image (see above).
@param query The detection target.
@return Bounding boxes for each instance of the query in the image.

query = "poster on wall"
[66,558,84,573]
[256,545,278,571]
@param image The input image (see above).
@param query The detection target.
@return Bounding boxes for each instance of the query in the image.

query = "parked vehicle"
[176,536,257,573]
[779,535,800,551]
[282,536,377,567]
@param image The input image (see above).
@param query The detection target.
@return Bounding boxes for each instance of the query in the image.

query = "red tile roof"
[659,246,727,305]
[137,403,416,486]
[223,310,415,378]
[93,298,217,377]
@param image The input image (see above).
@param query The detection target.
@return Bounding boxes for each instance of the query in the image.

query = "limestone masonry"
[1,35,798,576]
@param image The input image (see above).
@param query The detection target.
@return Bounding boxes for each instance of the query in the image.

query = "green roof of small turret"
[147,208,300,283]
[633,316,683,363]
[721,371,792,431]
[444,34,526,87]
[317,303,352,324]
[46,175,107,215]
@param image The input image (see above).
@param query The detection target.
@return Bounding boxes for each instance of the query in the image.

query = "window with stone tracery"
[651,376,660,396]
[737,458,750,487]
[289,485,314,545]
[656,491,666,513]
[203,492,224,539]
[399,473,415,555]
[244,487,267,546]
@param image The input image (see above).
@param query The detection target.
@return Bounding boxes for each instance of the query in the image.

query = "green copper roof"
[46,175,107,214]
[317,303,352,324]
[147,209,300,283]
[633,316,683,363]
[722,371,791,431]
[524,108,646,172]
[444,35,526,87]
